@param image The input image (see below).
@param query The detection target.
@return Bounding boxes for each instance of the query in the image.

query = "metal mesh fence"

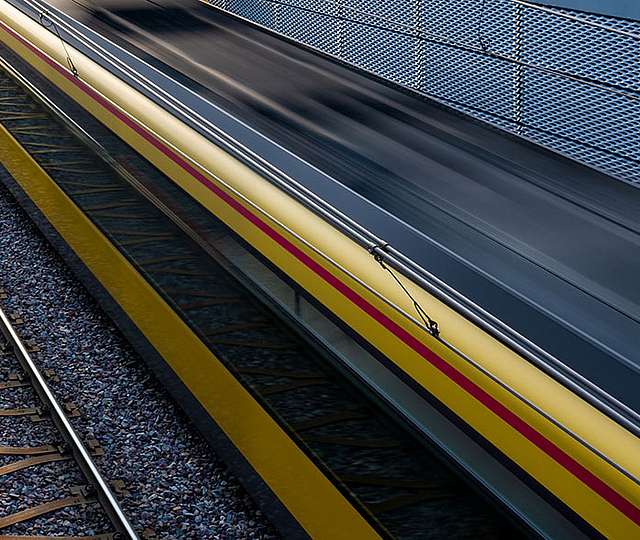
[203,0,640,185]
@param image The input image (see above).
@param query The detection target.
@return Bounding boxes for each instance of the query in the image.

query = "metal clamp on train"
[0,0,638,537]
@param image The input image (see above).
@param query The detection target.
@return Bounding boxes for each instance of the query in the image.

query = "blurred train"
[0,0,639,538]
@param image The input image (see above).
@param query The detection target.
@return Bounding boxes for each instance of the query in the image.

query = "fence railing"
[204,0,640,185]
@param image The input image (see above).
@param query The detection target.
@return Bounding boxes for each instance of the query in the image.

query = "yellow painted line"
[0,122,380,539]
[0,4,639,536]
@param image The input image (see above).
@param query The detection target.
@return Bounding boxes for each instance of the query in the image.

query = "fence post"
[513,2,525,133]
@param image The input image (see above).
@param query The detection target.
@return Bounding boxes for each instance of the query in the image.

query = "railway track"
[0,294,137,539]
[0,58,526,538]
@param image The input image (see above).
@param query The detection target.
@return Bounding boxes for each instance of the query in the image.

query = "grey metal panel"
[534,1,640,21]
[204,0,640,185]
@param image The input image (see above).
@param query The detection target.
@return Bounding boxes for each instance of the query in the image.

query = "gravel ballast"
[0,175,277,539]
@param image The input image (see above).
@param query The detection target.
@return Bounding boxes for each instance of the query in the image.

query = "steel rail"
[10,0,640,439]
[0,304,139,539]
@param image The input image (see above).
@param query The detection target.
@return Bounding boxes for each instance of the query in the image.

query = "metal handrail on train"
[11,0,640,484]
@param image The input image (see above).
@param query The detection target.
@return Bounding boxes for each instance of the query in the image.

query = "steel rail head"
[8,0,640,462]
[0,304,139,539]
